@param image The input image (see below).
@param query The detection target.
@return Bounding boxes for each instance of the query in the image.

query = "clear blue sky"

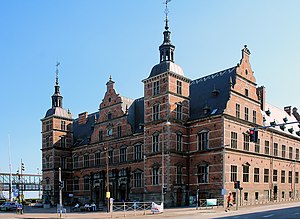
[0,0,299,174]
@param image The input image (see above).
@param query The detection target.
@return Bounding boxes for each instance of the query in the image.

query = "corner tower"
[142,1,191,206]
[41,63,73,205]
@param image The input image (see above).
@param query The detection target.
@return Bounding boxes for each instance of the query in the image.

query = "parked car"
[0,202,17,211]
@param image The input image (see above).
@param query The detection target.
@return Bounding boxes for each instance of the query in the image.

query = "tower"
[142,1,191,206]
[41,63,73,205]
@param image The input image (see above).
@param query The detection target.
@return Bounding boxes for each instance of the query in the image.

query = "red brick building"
[41,16,300,207]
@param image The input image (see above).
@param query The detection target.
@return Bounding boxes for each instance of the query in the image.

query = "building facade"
[41,15,300,207]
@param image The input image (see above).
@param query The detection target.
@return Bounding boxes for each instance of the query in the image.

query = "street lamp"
[161,120,170,205]
[104,147,110,213]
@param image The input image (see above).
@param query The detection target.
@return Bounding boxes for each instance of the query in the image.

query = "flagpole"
[8,134,13,202]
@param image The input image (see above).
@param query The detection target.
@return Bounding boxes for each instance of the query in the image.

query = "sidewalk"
[0,201,300,219]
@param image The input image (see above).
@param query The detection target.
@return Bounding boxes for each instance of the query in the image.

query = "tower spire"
[52,62,63,108]
[159,0,175,63]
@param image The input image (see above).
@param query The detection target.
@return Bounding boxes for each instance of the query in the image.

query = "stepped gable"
[190,66,237,120]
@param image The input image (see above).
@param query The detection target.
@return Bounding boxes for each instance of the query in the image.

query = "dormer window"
[280,125,286,131]
[288,128,294,134]
[203,104,211,115]
[212,87,220,96]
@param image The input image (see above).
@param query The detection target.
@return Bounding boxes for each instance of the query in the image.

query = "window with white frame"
[152,167,159,185]
[253,110,257,123]
[120,147,127,163]
[289,147,293,159]
[231,132,237,149]
[117,125,122,138]
[236,104,240,118]
[255,139,260,153]
[61,156,67,169]
[273,169,278,182]
[264,141,270,155]
[243,133,250,151]
[95,151,101,166]
[84,176,90,191]
[244,107,249,121]
[282,145,286,158]
[198,131,209,151]
[153,104,160,121]
[254,167,259,182]
[243,165,250,182]
[281,170,285,183]
[177,80,182,95]
[152,134,159,152]
[83,154,89,168]
[176,133,182,152]
[134,144,142,160]
[264,169,269,183]
[73,156,79,169]
[273,143,278,156]
[197,165,209,183]
[61,121,66,131]
[176,103,182,120]
[231,165,237,182]
[134,172,142,187]
[153,80,160,95]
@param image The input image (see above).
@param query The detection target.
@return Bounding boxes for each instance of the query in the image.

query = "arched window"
[152,167,159,185]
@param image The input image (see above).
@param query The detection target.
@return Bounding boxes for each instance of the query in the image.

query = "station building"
[41,14,300,207]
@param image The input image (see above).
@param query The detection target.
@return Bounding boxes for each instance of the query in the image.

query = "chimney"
[78,112,88,125]
[256,86,266,111]
[284,106,292,116]
[292,107,300,121]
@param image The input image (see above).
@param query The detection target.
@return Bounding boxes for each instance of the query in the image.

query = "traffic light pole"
[235,188,238,210]
[59,167,62,218]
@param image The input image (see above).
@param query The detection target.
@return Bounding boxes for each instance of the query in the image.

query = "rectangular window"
[99,130,103,142]
[243,165,249,182]
[117,125,122,138]
[84,177,89,191]
[231,165,237,182]
[244,107,249,121]
[61,157,67,169]
[134,144,142,160]
[153,81,160,95]
[134,172,142,187]
[264,169,269,183]
[274,143,278,156]
[281,170,285,183]
[152,168,159,185]
[120,147,127,163]
[73,156,79,169]
[264,140,270,155]
[245,89,249,97]
[289,171,292,183]
[60,136,66,148]
[244,192,249,201]
[176,166,182,184]
[255,192,259,201]
[83,154,89,168]
[176,133,182,152]
[153,104,160,121]
[254,167,259,182]
[152,135,159,152]
[289,147,293,159]
[74,178,79,191]
[231,132,238,149]
[296,172,299,184]
[282,145,286,158]
[296,149,299,160]
[198,132,209,150]
[45,120,53,131]
[61,121,66,131]
[177,80,182,95]
[253,110,257,123]
[198,165,209,183]
[273,169,278,182]
[255,139,260,153]
[176,103,182,120]
[243,133,250,151]
[236,104,240,118]
[95,152,101,166]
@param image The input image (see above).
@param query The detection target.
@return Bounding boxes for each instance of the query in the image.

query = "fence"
[111,202,152,217]
[197,198,224,210]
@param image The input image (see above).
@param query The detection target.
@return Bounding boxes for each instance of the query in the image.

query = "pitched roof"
[189,66,236,120]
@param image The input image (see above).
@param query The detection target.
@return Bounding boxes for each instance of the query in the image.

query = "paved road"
[0,202,299,219]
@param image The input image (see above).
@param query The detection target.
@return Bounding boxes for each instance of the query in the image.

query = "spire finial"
[164,0,171,30]
[56,61,60,85]
[109,75,112,81]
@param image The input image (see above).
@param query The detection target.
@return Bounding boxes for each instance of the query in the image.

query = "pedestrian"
[225,191,234,212]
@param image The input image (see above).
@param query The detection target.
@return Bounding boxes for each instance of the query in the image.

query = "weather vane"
[56,61,60,85]
[164,0,171,30]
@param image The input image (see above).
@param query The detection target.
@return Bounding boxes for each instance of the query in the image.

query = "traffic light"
[234,180,240,189]
[21,162,25,172]
[163,187,167,194]
[249,128,258,143]
[59,181,64,190]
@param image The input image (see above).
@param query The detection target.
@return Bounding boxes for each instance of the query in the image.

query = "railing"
[197,198,224,209]
[111,202,152,217]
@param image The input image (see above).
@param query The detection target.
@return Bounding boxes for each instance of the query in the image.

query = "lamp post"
[104,147,110,213]
[161,120,170,205]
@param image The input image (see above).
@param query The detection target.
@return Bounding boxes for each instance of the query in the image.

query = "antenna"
[164,0,171,30]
